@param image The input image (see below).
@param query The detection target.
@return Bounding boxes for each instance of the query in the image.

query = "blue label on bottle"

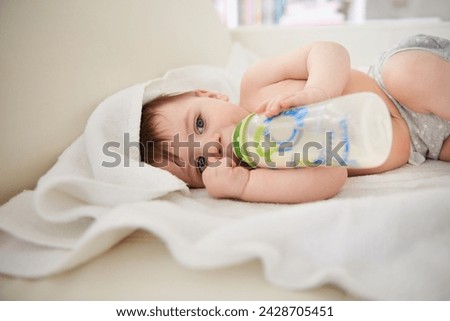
[262,108,308,148]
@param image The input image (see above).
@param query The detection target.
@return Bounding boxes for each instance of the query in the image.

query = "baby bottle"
[232,92,393,168]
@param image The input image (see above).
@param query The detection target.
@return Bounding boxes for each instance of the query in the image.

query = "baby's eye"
[196,156,207,174]
[195,116,205,134]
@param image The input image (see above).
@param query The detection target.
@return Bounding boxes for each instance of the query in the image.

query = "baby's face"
[152,90,249,187]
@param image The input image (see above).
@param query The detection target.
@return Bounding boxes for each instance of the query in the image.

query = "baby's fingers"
[255,101,269,114]
[263,96,287,117]
[280,95,305,109]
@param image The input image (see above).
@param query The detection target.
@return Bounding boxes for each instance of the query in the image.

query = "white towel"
[1,47,450,299]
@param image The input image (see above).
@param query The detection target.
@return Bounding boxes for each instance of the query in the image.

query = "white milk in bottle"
[231,92,393,168]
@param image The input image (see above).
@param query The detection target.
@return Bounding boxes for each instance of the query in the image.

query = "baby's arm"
[202,158,347,204]
[241,41,351,116]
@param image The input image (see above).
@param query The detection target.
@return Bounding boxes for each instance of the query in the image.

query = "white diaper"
[369,34,450,165]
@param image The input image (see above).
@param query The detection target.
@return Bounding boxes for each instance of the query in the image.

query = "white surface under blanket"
[1,58,450,300]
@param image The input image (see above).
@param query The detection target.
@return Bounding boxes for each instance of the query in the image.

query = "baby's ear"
[194,89,229,101]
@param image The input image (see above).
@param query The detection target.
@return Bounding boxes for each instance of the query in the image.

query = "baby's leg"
[439,137,450,161]
[381,50,450,121]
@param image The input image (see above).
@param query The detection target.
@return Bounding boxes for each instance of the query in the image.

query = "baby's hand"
[202,157,250,200]
[256,87,329,118]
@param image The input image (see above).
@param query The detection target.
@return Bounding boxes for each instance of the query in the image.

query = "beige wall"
[0,0,231,204]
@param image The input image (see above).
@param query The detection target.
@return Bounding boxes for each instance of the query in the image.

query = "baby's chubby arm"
[241,41,351,117]
[202,158,347,204]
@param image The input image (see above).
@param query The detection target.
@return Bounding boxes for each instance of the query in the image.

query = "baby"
[140,34,450,204]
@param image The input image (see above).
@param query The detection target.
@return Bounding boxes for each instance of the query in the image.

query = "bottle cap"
[231,113,257,167]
